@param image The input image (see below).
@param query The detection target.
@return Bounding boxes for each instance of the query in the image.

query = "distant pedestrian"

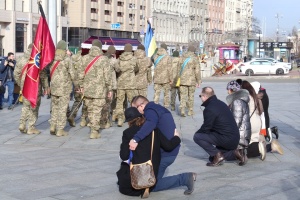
[243,56,247,62]
[0,52,16,110]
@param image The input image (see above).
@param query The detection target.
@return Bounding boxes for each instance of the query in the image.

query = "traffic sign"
[111,23,121,29]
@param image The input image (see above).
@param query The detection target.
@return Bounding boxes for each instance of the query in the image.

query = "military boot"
[27,127,41,135]
[89,130,100,139]
[104,121,111,129]
[56,129,68,137]
[117,118,124,127]
[67,117,76,127]
[171,105,175,111]
[50,124,56,135]
[80,118,87,127]
[19,123,27,134]
[188,110,194,116]
[180,108,186,117]
[112,113,117,122]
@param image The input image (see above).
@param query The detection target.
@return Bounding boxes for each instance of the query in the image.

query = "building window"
[140,15,143,20]
[91,0,98,2]
[91,8,97,13]
[105,10,110,15]
[117,12,123,17]
[129,14,135,20]
[140,5,145,10]
[16,23,26,53]
[104,0,111,4]
[117,1,123,6]
[129,3,135,9]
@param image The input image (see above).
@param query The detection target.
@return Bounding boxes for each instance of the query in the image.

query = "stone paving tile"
[0,80,300,199]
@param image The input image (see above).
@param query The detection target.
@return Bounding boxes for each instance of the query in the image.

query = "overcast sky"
[253,0,300,39]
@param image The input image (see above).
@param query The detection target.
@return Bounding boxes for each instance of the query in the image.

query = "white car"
[240,60,289,76]
[252,58,292,71]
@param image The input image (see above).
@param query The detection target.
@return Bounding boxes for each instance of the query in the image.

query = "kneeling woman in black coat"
[117,107,181,198]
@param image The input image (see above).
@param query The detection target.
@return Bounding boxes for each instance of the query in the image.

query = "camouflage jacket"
[78,46,111,99]
[14,48,48,94]
[171,57,180,87]
[152,48,172,84]
[49,49,76,96]
[71,50,82,86]
[108,57,118,90]
[134,49,152,89]
[177,51,201,86]
[114,52,138,89]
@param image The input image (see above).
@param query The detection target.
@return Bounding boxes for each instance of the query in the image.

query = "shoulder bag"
[130,131,156,191]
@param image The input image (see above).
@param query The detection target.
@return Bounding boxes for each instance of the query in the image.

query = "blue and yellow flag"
[144,21,157,57]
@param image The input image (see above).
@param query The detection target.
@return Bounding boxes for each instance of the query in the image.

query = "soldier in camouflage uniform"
[78,40,112,139]
[14,44,49,135]
[134,44,152,97]
[152,43,172,108]
[67,47,88,127]
[170,50,180,111]
[177,45,201,117]
[114,43,138,127]
[49,40,77,136]
[100,45,118,129]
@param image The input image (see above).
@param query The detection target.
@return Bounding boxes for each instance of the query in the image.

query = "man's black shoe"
[0,106,3,110]
[8,106,12,110]
[206,152,224,167]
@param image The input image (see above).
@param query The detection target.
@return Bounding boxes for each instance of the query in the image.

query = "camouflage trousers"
[111,90,127,117]
[154,83,170,107]
[116,89,137,119]
[50,94,70,130]
[100,95,112,125]
[20,96,41,129]
[179,85,196,111]
[85,97,106,131]
[170,86,180,108]
[137,88,147,98]
[67,92,86,119]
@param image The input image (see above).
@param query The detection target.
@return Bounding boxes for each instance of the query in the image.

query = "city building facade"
[151,0,208,54]
[0,0,67,56]
[65,0,151,49]
[206,0,225,54]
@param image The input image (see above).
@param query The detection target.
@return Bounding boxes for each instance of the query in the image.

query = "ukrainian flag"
[144,21,157,57]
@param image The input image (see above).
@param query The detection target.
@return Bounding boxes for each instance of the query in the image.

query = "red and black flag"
[22,1,55,108]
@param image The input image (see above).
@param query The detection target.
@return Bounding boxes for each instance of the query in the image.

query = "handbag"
[130,131,156,190]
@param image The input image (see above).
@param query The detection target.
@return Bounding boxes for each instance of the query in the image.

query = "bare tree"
[291,26,299,57]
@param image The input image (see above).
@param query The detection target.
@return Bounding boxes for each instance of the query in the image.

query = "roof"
[81,36,141,51]
[218,43,240,48]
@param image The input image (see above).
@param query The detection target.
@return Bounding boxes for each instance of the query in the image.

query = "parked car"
[240,60,289,76]
[252,57,292,71]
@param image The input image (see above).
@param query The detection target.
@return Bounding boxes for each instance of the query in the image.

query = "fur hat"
[172,50,179,57]
[137,44,145,50]
[250,81,261,94]
[188,45,196,52]
[124,107,142,122]
[124,43,133,52]
[107,45,116,55]
[226,80,241,92]
[160,43,168,50]
[92,39,102,49]
[28,43,33,49]
[56,40,67,50]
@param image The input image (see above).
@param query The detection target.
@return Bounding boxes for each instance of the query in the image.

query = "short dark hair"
[202,87,215,98]
[7,52,14,57]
